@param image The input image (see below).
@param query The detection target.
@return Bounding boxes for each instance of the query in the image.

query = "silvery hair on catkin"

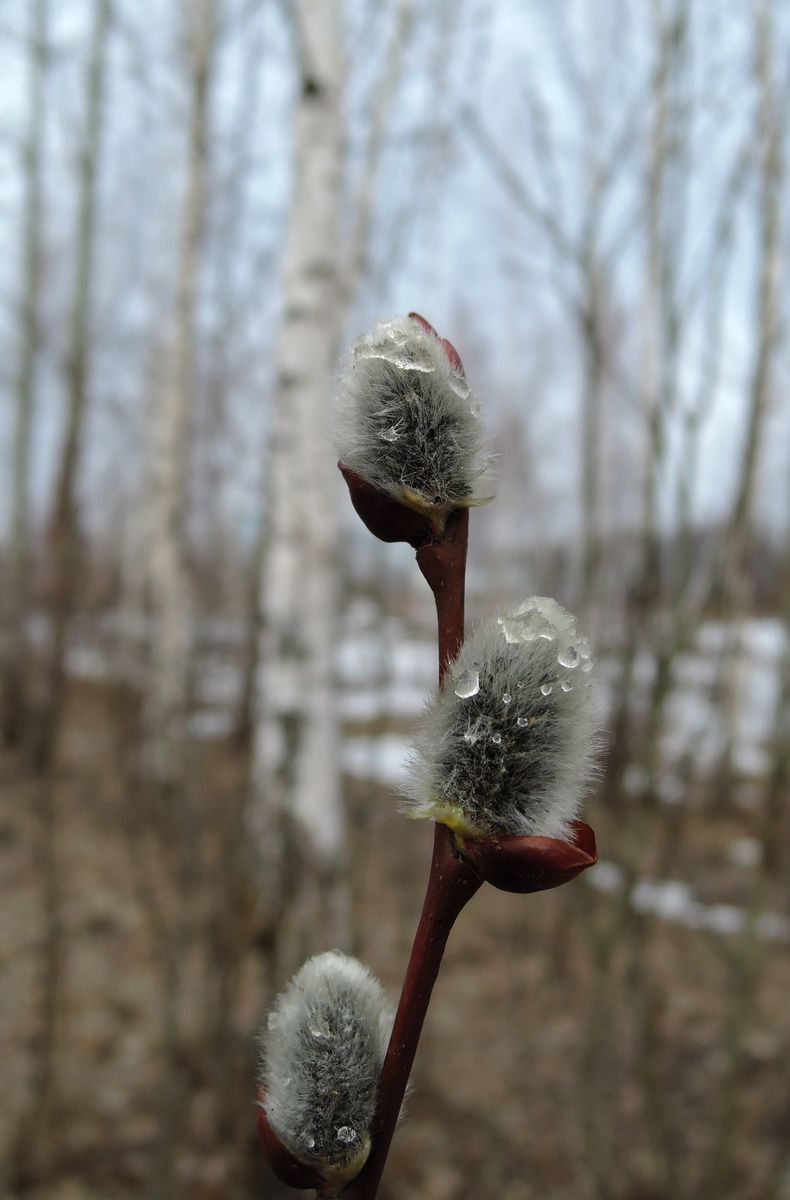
[333,315,491,510]
[260,951,393,1175]
[403,597,599,839]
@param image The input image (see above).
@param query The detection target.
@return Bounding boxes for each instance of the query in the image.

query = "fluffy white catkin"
[403,597,599,839]
[260,951,394,1178]
[333,315,491,512]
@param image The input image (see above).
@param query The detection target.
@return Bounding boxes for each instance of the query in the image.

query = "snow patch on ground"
[588,860,790,942]
[21,611,788,788]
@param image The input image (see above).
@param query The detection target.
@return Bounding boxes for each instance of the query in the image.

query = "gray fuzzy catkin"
[403,598,599,839]
[333,315,491,510]
[260,951,393,1174]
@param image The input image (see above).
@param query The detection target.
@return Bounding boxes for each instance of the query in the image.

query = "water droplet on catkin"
[355,325,436,373]
[447,374,471,400]
[540,682,553,696]
[380,425,400,442]
[454,669,480,699]
[336,1126,357,1144]
[558,645,580,669]
[500,609,555,644]
[560,679,573,692]
[517,716,529,727]
[502,693,511,704]
[499,597,575,645]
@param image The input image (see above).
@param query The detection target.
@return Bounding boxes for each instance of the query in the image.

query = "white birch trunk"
[148,0,215,777]
[251,0,346,935]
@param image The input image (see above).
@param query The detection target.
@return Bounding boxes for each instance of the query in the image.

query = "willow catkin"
[333,315,492,514]
[403,597,599,839]
[260,951,394,1182]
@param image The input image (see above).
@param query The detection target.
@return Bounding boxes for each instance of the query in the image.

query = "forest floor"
[2,670,790,1200]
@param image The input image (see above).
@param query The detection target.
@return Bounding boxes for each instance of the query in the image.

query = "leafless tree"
[12,0,111,1182]
[1,0,48,748]
[250,0,349,977]
[147,0,217,782]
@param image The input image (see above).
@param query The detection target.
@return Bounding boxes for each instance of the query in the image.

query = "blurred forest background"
[1,1,789,1198]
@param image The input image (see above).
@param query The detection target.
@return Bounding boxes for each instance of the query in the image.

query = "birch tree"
[1,0,48,748]
[711,0,784,804]
[30,0,110,771]
[725,0,783,597]
[148,0,216,780]
[251,0,348,972]
[237,0,415,749]
[12,0,110,1178]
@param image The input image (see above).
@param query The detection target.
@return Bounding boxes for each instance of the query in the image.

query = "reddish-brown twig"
[341,507,479,1200]
[342,823,480,1200]
[416,507,469,681]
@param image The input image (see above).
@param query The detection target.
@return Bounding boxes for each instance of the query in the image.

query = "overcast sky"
[1,0,788,558]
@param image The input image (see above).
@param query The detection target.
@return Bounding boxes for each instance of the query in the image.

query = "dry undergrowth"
[1,678,788,1200]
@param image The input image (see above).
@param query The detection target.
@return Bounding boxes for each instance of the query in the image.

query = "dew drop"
[310,1027,330,1041]
[336,1126,357,1144]
[499,596,576,645]
[500,610,555,644]
[560,679,573,692]
[463,729,477,745]
[517,717,529,727]
[304,1133,316,1150]
[366,346,432,372]
[491,733,502,745]
[448,374,471,400]
[502,693,512,705]
[581,657,594,673]
[354,323,436,373]
[380,425,401,442]
[395,350,435,372]
[540,683,553,696]
[557,645,580,669]
[454,668,480,699]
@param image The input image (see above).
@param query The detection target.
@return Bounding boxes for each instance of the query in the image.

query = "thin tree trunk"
[726,0,781,581]
[710,0,783,813]
[578,265,605,612]
[237,0,414,749]
[31,0,110,772]
[639,0,672,600]
[2,0,48,748]
[577,23,605,616]
[148,0,215,781]
[145,7,216,1196]
[12,0,110,1183]
[341,0,415,312]
[250,0,348,976]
